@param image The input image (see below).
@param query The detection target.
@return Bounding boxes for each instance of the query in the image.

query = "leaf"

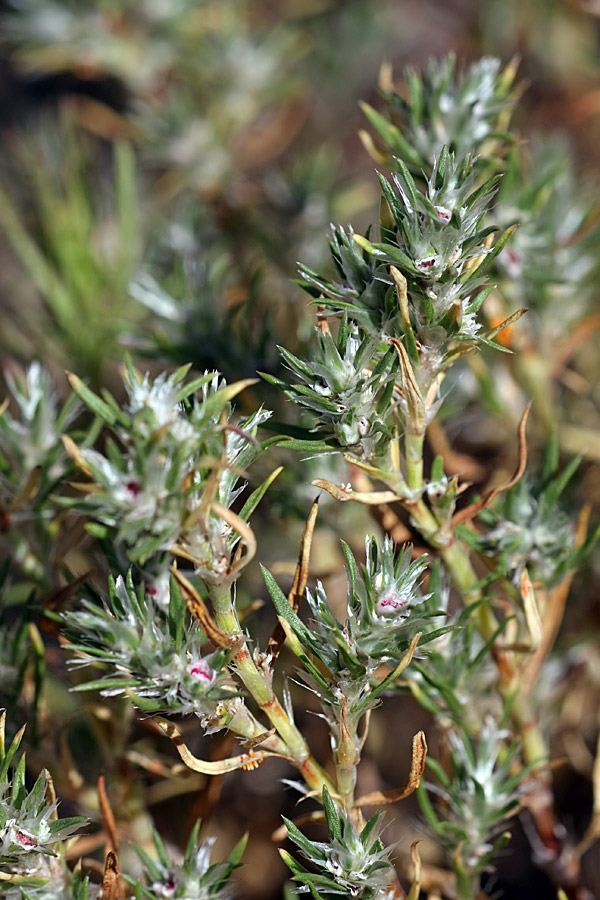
[355,731,427,806]
[67,374,122,425]
[311,479,401,505]
[461,224,518,285]
[359,102,423,166]
[155,718,276,774]
[239,466,283,523]
[47,816,87,835]
[452,403,531,526]
[167,573,186,650]
[0,723,26,780]
[267,498,319,667]
[406,841,422,900]
[356,633,422,713]
[321,786,342,842]
[261,567,321,658]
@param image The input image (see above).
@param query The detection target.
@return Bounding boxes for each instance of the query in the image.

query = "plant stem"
[387,446,550,768]
[209,583,336,794]
[405,431,424,490]
[441,538,547,765]
[455,865,478,900]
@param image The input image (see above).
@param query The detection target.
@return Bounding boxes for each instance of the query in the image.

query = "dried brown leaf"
[452,402,531,527]
[170,567,237,649]
[267,498,319,667]
[355,731,427,807]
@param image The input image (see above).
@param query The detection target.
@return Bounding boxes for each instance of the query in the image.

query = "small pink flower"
[435,205,452,224]
[189,658,216,689]
[16,829,38,849]
[151,876,177,898]
[124,479,141,498]
[416,256,439,274]
[375,592,407,615]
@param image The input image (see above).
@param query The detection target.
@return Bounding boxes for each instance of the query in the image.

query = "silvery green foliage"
[0,362,77,495]
[496,138,598,304]
[63,572,244,723]
[468,439,598,588]
[0,725,86,872]
[277,121,513,456]
[407,608,501,732]
[66,363,270,581]
[263,322,397,459]
[263,538,447,752]
[363,54,517,170]
[127,821,247,900]
[352,152,508,360]
[418,719,532,884]
[281,787,395,900]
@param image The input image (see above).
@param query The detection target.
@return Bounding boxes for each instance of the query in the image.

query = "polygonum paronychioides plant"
[1,51,599,900]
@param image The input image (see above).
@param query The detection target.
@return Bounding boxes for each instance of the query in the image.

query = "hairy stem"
[209,583,335,794]
[405,431,425,491]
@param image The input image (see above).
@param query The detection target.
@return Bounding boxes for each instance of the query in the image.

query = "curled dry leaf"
[452,402,531,527]
[101,850,120,900]
[311,479,401,505]
[170,566,237,649]
[267,497,319,668]
[154,718,277,775]
[355,731,427,807]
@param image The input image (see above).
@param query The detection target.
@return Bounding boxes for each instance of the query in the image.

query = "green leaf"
[47,816,87,836]
[238,466,283,523]
[396,158,419,212]
[261,567,321,658]
[322,786,341,842]
[275,438,340,453]
[360,102,423,167]
[0,726,26,780]
[151,829,171,869]
[461,224,518,285]
[71,678,141,692]
[168,574,186,650]
[131,842,164,882]
[282,819,327,861]
[67,375,119,425]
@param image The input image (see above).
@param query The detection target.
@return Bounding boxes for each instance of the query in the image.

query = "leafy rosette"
[281,786,396,900]
[63,572,235,719]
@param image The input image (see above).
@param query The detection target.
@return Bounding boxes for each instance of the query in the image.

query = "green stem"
[455,864,478,900]
[440,539,547,766]
[405,431,424,491]
[209,583,336,794]
[388,443,549,768]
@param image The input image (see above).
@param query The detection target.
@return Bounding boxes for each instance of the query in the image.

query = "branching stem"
[208,583,335,794]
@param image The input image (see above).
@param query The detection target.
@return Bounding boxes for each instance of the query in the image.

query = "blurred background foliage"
[2,1,600,898]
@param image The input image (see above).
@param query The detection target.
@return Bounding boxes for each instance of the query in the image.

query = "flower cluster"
[281,787,396,900]
[264,323,397,459]
[419,719,533,882]
[495,138,600,336]
[64,363,270,583]
[263,537,446,759]
[63,572,236,720]
[272,66,517,460]
[0,362,77,507]
[126,821,246,900]
[362,54,518,170]
[0,719,86,877]
[353,151,509,358]
[469,440,596,589]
